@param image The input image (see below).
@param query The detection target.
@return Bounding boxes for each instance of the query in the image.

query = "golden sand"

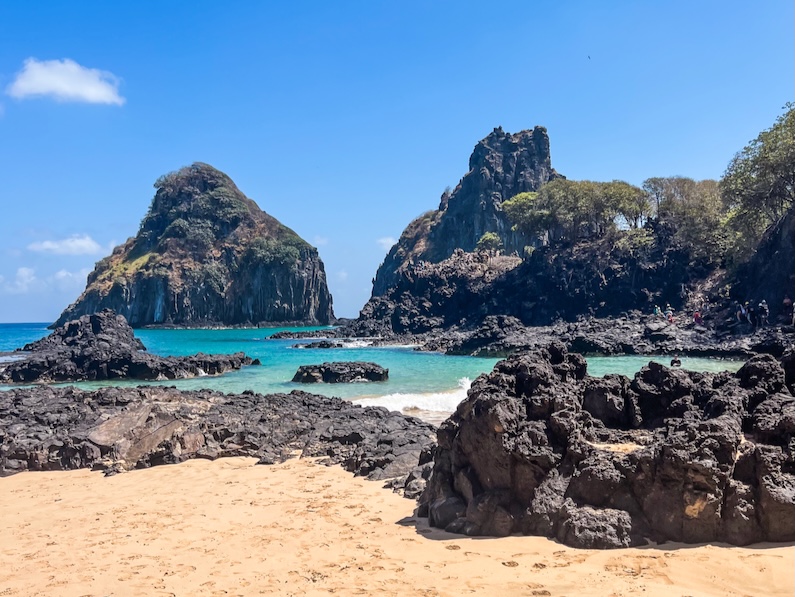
[0,457,791,596]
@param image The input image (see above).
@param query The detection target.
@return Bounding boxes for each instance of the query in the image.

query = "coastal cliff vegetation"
[55,163,334,328]
[360,106,795,332]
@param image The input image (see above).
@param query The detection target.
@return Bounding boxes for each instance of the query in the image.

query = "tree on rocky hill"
[503,179,646,244]
[721,104,795,265]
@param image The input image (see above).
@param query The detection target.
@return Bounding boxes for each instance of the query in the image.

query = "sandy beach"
[0,457,791,597]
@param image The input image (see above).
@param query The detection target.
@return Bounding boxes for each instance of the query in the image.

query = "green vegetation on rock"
[721,104,795,265]
[54,162,333,327]
[476,232,503,253]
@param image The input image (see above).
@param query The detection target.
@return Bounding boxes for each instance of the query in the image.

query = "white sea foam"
[354,377,471,415]
[340,340,373,348]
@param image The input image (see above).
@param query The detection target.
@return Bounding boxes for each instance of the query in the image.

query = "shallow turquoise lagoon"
[0,323,743,418]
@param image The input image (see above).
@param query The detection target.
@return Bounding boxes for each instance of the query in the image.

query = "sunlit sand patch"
[586,441,644,454]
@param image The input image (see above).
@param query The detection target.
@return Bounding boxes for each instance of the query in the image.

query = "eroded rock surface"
[54,162,334,327]
[0,385,435,493]
[292,362,388,383]
[0,310,257,383]
[419,344,795,547]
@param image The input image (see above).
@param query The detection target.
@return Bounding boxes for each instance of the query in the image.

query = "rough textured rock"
[419,344,795,547]
[359,219,735,336]
[292,362,388,383]
[733,205,795,320]
[0,310,257,383]
[372,127,560,296]
[0,385,436,493]
[325,242,794,357]
[54,163,333,327]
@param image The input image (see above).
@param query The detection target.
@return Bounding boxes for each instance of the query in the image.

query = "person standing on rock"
[758,300,769,327]
[664,304,674,324]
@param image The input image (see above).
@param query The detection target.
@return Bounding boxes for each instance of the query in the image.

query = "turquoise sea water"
[0,323,743,420]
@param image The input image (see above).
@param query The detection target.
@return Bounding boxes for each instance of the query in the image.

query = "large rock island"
[54,163,334,327]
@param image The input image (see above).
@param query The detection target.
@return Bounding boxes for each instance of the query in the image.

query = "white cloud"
[6,58,125,105]
[336,270,349,282]
[1,267,90,295]
[28,234,104,255]
[377,237,396,251]
[3,267,39,294]
[313,235,329,247]
[52,268,91,292]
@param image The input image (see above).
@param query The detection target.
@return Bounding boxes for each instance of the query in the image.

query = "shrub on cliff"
[721,104,795,266]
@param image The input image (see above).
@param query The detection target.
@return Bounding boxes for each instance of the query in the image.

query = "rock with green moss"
[54,163,334,327]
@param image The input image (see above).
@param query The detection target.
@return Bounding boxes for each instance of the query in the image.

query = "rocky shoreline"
[0,384,435,496]
[418,344,795,548]
[0,310,259,384]
[276,313,794,360]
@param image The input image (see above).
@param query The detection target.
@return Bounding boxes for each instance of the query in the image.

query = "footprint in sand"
[502,561,519,567]
[445,545,461,551]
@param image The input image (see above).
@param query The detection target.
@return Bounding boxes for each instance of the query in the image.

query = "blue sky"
[0,2,792,322]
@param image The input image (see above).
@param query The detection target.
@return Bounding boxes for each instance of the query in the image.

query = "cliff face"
[372,126,560,296]
[55,163,334,327]
[353,221,697,335]
[733,205,795,313]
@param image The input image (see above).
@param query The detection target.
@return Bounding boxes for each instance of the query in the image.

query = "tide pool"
[0,323,743,420]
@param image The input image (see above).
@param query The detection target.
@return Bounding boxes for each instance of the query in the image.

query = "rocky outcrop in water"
[292,362,388,383]
[0,385,436,494]
[0,310,257,383]
[419,344,795,547]
[372,127,560,296]
[54,163,333,328]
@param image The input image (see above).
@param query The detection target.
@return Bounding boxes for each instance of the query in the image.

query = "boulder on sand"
[419,343,795,548]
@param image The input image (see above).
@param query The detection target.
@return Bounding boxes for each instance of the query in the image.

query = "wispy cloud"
[52,268,91,292]
[2,267,39,294]
[27,234,104,255]
[1,267,89,295]
[336,270,349,282]
[6,58,125,105]
[313,235,329,247]
[376,237,396,251]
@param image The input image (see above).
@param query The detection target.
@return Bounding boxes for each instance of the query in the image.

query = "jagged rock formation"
[292,362,388,383]
[355,223,719,334]
[419,344,795,547]
[0,385,436,492]
[372,127,560,296]
[0,310,257,383]
[54,163,333,327]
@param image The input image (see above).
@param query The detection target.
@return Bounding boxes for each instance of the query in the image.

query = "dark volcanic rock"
[372,127,560,296]
[0,310,257,383]
[292,362,388,383]
[54,163,334,327]
[0,385,436,491]
[419,345,795,547]
[293,340,345,349]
